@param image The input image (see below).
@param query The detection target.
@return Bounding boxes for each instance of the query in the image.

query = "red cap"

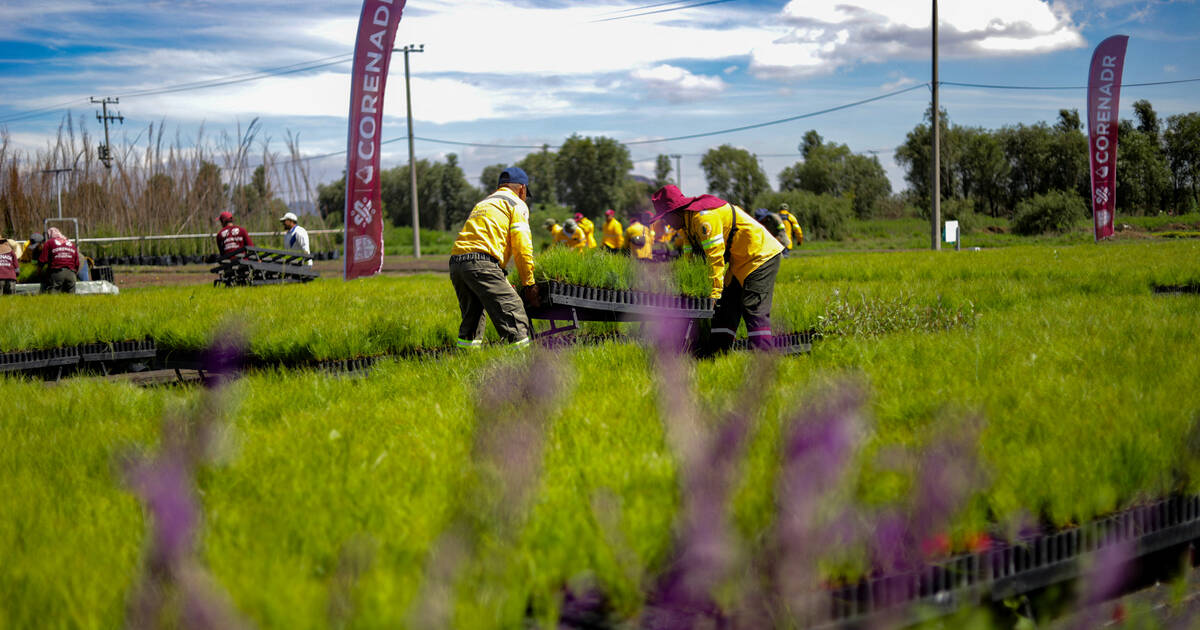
[218,211,233,222]
[605,209,615,216]
[574,212,584,220]
[649,185,727,223]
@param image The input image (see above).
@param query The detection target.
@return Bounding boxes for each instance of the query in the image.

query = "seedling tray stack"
[212,247,318,287]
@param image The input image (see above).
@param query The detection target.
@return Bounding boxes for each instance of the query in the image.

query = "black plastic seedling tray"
[0,347,81,373]
[79,339,157,362]
[527,281,715,323]
[729,330,815,355]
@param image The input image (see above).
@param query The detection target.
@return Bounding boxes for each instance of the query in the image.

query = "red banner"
[1087,35,1129,242]
[344,0,407,279]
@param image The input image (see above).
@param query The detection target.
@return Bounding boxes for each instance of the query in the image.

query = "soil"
[111,256,451,288]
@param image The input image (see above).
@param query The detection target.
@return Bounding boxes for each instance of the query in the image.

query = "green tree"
[316,174,345,224]
[190,160,224,221]
[479,164,505,191]
[555,135,631,217]
[699,144,769,208]
[784,131,890,217]
[517,148,558,206]
[956,127,1009,217]
[1116,120,1170,216]
[654,155,673,188]
[1165,112,1200,212]
[895,108,958,212]
[382,155,480,230]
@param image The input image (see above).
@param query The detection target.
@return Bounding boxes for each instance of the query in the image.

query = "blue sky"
[2,0,1198,202]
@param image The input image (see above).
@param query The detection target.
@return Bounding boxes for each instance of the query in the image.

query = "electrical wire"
[116,54,353,99]
[595,0,699,17]
[941,76,1200,91]
[590,0,738,23]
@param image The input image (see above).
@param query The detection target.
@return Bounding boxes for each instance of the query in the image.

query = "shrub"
[941,197,979,234]
[752,190,852,240]
[1012,190,1087,236]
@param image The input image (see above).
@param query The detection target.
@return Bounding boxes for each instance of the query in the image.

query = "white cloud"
[752,0,1085,79]
[629,65,726,103]
[723,65,739,75]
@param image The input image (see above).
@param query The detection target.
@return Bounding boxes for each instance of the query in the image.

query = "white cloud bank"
[629,65,726,103]
[751,0,1086,79]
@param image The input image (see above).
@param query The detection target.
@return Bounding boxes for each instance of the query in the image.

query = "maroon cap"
[605,209,615,216]
[574,212,584,220]
[218,211,233,222]
[649,185,727,223]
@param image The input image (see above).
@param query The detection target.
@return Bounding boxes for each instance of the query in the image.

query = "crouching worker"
[449,166,539,349]
[38,227,80,294]
[0,234,19,295]
[649,185,783,354]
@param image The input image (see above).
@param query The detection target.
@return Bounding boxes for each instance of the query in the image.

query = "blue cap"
[498,166,529,188]
[754,207,769,220]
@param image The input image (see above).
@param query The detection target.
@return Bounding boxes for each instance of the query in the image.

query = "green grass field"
[2,239,1199,627]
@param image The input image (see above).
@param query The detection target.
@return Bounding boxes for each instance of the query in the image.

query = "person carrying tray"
[649,185,783,354]
[448,166,538,349]
[216,211,254,255]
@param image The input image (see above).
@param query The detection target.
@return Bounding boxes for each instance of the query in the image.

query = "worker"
[0,234,19,295]
[624,212,653,260]
[560,219,588,251]
[38,227,81,294]
[216,211,254,255]
[544,218,562,243]
[574,212,597,249]
[448,166,537,348]
[779,203,804,249]
[753,207,791,252]
[279,211,311,265]
[601,209,624,252]
[649,185,783,354]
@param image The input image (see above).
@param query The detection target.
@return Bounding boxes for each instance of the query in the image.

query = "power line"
[595,0,699,17]
[591,0,739,23]
[623,83,929,144]
[941,76,1200,91]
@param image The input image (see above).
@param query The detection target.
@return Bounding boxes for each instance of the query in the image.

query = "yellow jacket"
[624,222,653,260]
[577,217,597,248]
[560,227,588,250]
[451,188,535,286]
[602,217,624,249]
[547,224,563,241]
[780,210,804,247]
[679,203,783,298]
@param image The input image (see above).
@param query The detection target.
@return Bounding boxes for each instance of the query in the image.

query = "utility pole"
[91,97,124,169]
[396,44,425,257]
[670,154,682,187]
[930,0,942,251]
[41,168,73,219]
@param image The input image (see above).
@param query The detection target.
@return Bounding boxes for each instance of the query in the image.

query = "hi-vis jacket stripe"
[683,203,783,299]
[451,188,536,286]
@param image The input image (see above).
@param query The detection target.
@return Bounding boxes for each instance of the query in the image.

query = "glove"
[522,284,541,308]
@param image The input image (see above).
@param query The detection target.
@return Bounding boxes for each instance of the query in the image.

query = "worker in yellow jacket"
[449,167,537,348]
[779,203,804,249]
[624,213,653,260]
[543,218,562,244]
[559,219,588,250]
[574,212,598,249]
[601,209,624,252]
[650,185,783,354]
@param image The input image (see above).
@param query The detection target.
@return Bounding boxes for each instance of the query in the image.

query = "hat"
[279,211,298,222]
[648,185,727,224]
[29,232,44,244]
[498,166,529,188]
[218,211,234,222]
[574,212,584,221]
[542,218,557,229]
[563,219,577,234]
[605,209,615,217]
[779,203,789,211]
[753,207,769,220]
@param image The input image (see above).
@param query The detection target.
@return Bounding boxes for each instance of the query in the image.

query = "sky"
[1,0,1198,205]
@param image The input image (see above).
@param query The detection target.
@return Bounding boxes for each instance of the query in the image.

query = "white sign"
[944,220,959,244]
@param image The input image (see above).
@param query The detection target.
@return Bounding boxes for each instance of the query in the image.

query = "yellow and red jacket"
[624,222,653,260]
[451,188,535,286]
[577,217,598,248]
[780,210,804,247]
[602,217,624,249]
[678,203,783,298]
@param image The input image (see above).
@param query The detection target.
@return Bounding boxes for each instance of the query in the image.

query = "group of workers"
[448,165,803,355]
[541,204,803,262]
[215,210,311,263]
[0,228,82,295]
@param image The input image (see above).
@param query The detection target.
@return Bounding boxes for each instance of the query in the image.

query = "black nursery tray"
[0,346,81,372]
[729,330,815,355]
[527,281,715,323]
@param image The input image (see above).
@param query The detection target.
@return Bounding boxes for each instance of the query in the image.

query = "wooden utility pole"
[930,0,942,250]
[90,97,124,169]
[398,44,425,257]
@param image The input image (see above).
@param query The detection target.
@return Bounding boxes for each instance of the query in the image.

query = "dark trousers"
[449,258,532,345]
[0,280,13,295]
[41,268,77,294]
[708,253,781,353]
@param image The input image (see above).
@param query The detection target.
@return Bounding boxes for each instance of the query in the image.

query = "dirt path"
[112,256,451,288]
